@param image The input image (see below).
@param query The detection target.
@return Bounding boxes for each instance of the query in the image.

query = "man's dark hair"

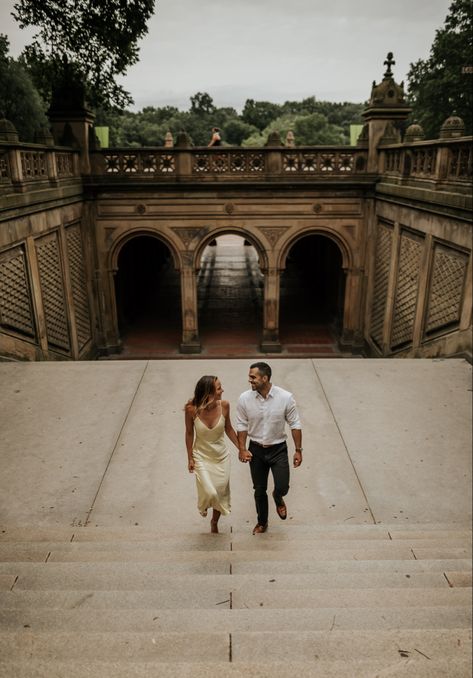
[250,362,271,380]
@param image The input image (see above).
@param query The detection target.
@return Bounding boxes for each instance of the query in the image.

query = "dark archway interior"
[114,236,181,352]
[279,235,345,345]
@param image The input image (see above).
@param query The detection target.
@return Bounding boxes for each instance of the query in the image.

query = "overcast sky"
[0,0,452,111]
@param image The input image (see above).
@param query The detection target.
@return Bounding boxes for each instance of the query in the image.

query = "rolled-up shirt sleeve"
[236,395,249,432]
[286,395,302,429]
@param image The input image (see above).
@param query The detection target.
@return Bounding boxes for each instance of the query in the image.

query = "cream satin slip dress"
[193,405,231,516]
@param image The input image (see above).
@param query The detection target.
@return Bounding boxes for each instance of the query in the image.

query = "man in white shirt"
[236,362,303,534]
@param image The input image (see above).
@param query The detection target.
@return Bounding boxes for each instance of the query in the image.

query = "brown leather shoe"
[252,523,268,534]
[273,492,287,520]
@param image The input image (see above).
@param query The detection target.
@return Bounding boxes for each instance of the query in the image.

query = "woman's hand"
[188,456,195,473]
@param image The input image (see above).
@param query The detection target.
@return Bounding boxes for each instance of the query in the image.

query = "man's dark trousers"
[248,441,290,526]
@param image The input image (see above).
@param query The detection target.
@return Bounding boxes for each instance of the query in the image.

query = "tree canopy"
[12,0,156,109]
[0,34,48,141]
[407,0,472,137]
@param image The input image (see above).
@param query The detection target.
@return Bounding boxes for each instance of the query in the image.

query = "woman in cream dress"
[185,375,239,533]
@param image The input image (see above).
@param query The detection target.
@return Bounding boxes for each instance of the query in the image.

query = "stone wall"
[0,143,96,361]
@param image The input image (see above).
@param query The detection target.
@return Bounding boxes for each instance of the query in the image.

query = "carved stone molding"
[135,204,147,215]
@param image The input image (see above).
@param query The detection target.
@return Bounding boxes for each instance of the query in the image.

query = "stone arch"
[277,226,354,350]
[278,225,353,272]
[193,227,269,272]
[109,227,181,272]
[106,226,183,350]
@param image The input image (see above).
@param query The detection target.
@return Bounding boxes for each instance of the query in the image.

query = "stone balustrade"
[0,142,80,192]
[381,138,473,183]
[88,146,371,181]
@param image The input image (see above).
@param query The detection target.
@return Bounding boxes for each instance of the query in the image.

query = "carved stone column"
[260,267,282,353]
[340,266,364,350]
[179,260,201,353]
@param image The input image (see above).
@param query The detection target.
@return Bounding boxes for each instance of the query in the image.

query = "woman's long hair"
[189,375,218,414]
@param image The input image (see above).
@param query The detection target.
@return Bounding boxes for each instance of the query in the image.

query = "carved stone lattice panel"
[56,152,74,177]
[0,152,10,179]
[35,233,70,351]
[20,151,47,179]
[0,246,35,337]
[425,245,468,334]
[370,224,393,347]
[66,224,92,349]
[258,227,288,248]
[390,233,423,348]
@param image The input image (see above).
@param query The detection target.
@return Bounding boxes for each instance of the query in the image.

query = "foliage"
[0,34,48,141]
[12,0,155,109]
[241,99,282,130]
[242,112,345,147]
[95,91,364,148]
[407,0,473,137]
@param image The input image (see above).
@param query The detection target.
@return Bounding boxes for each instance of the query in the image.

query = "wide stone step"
[0,565,459,591]
[0,606,470,633]
[1,524,470,542]
[0,629,469,662]
[0,542,471,567]
[1,586,470,610]
[0,659,471,678]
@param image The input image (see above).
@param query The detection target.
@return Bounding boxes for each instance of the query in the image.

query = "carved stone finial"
[285,130,295,147]
[383,52,395,78]
[164,130,174,148]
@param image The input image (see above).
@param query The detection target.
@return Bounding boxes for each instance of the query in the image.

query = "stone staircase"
[0,523,471,677]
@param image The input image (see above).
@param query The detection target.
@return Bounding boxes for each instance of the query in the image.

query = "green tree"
[223,119,258,145]
[241,99,281,130]
[190,92,216,116]
[242,112,345,147]
[13,0,155,109]
[407,0,473,137]
[0,34,48,141]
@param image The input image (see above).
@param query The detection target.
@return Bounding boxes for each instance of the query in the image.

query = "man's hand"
[293,450,302,468]
[188,457,195,473]
[239,449,253,463]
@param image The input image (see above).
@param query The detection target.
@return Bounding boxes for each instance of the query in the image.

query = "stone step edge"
[0,664,471,678]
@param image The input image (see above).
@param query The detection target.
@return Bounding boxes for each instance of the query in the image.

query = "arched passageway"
[279,234,345,351]
[114,235,181,355]
[197,235,264,354]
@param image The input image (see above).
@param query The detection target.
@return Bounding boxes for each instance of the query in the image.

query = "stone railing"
[380,138,473,183]
[0,142,80,193]
[89,146,370,181]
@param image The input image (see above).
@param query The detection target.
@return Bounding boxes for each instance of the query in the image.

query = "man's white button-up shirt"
[236,385,302,445]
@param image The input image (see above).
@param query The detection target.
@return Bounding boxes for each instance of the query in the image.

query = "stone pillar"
[179,263,201,353]
[260,267,282,352]
[340,267,364,350]
[47,80,95,175]
[362,53,412,173]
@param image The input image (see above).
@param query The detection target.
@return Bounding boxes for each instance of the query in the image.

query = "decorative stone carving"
[440,114,465,139]
[136,204,147,214]
[225,203,235,214]
[258,227,288,247]
[171,227,206,248]
[313,203,322,214]
[404,122,425,143]
[285,130,295,147]
[164,131,174,147]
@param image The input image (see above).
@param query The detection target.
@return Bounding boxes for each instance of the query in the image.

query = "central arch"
[195,229,266,353]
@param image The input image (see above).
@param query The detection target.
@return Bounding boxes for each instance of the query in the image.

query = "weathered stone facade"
[0,60,471,361]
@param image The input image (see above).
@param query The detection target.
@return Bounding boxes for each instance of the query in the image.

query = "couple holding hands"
[185,362,303,534]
